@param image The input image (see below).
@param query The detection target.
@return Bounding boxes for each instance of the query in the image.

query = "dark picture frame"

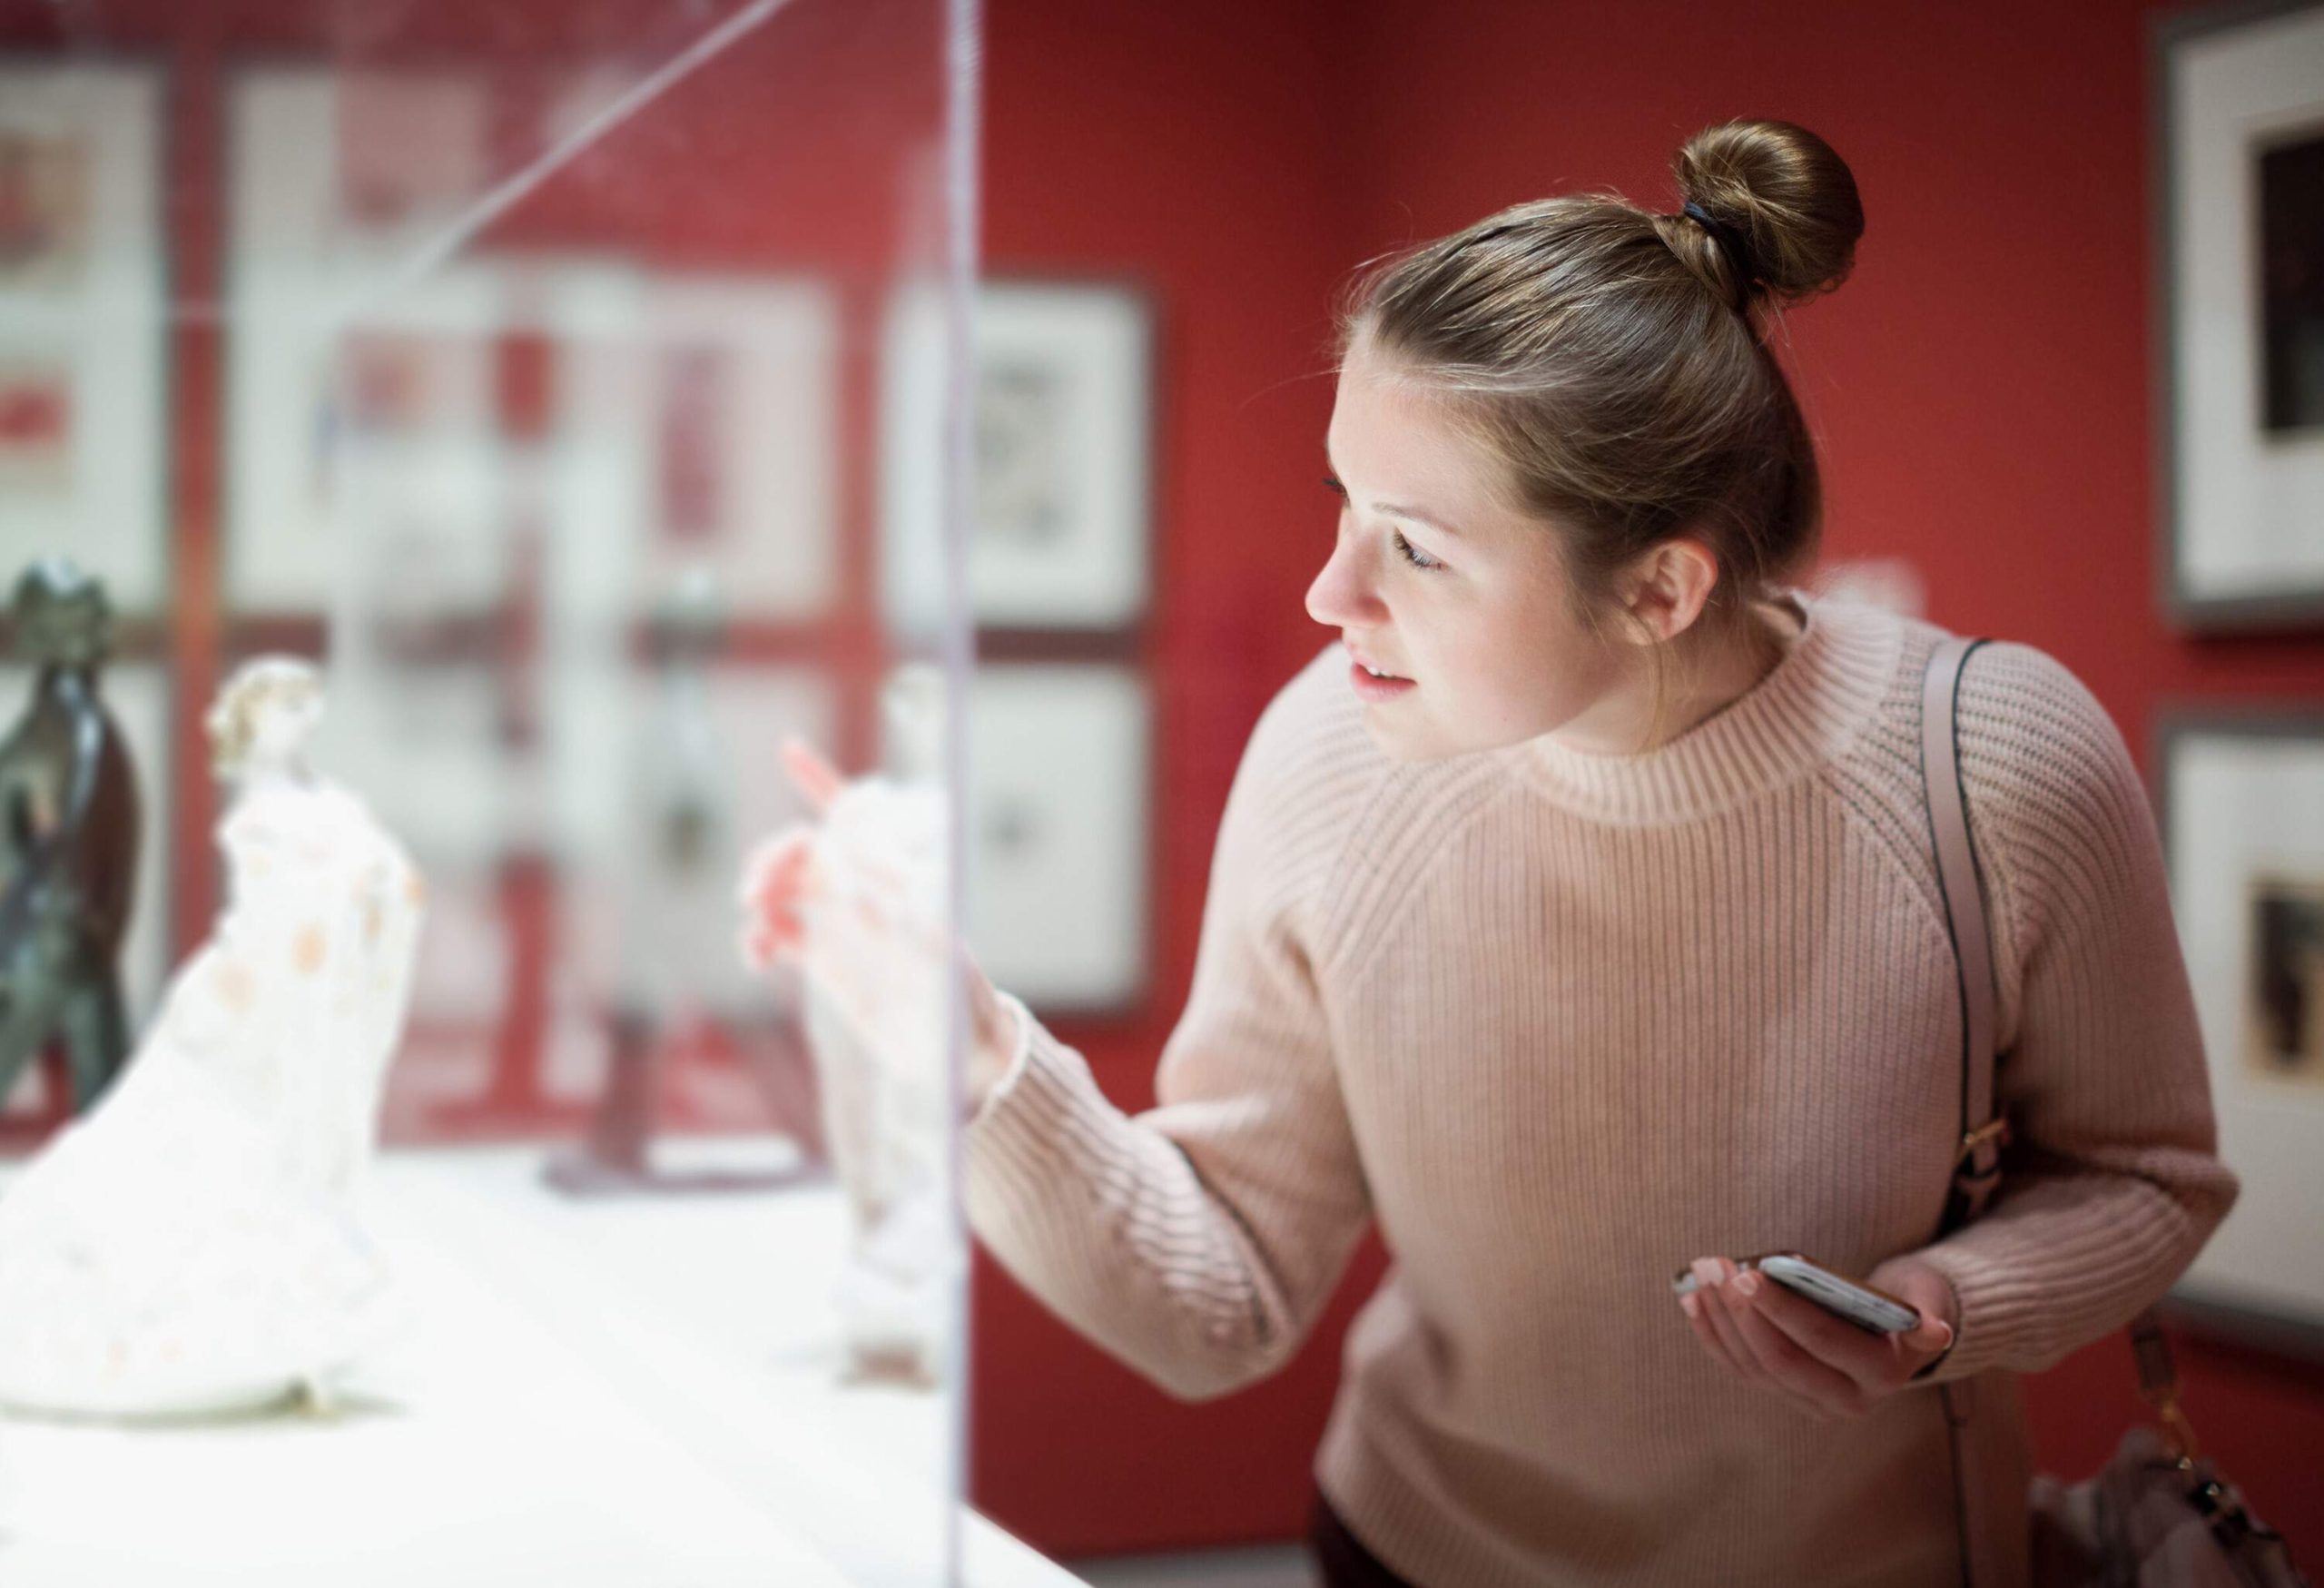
[2153,0,2324,630]
[2155,705,2324,1355]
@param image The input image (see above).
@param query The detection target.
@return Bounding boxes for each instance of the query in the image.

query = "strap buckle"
[1955,1117,2011,1168]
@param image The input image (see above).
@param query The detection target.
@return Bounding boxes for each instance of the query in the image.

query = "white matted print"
[640,278,840,622]
[225,66,501,614]
[2157,2,2324,626]
[550,274,840,627]
[0,63,167,613]
[882,281,1151,636]
[959,665,1148,1010]
[2162,714,2324,1331]
[0,662,171,1119]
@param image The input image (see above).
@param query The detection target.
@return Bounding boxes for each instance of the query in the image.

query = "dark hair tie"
[1681,200,1756,295]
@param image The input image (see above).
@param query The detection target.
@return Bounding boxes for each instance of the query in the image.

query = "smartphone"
[1669,1252,1920,1335]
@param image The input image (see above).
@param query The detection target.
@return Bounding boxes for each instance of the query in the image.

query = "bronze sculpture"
[0,558,142,1113]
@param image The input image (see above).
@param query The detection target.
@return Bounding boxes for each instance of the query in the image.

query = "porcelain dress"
[0,769,424,1417]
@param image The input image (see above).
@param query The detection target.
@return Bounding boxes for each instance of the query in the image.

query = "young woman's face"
[1306,345,1631,762]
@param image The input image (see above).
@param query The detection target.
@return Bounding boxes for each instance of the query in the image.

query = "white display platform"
[0,1142,1081,1588]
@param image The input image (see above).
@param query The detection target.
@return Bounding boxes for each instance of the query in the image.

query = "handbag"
[1918,636,2309,1588]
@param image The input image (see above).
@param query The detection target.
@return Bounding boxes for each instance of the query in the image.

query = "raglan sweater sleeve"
[1909,641,2240,1384]
[962,663,1375,1402]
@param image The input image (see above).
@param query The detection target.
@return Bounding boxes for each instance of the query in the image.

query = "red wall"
[971,0,2324,1562]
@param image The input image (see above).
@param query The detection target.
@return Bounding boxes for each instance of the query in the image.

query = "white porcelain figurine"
[738,664,957,1386]
[0,656,426,1418]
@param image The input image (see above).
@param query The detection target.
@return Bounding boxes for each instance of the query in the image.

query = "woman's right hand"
[739,737,1021,1116]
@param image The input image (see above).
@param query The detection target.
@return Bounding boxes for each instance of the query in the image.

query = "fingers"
[1739,1274,1903,1396]
[1677,1258,1880,1422]
[1722,1273,1871,1416]
[737,827,820,971]
[1685,1258,1758,1378]
[1679,1264,1749,1377]
[739,826,815,906]
[782,736,845,815]
[1866,1257,1960,1371]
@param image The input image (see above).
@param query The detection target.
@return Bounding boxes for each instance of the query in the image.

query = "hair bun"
[1673,119,1863,308]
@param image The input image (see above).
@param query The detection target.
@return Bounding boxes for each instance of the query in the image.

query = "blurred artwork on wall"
[0,359,72,491]
[882,280,1153,636]
[0,123,86,291]
[2162,710,2324,1339]
[0,64,166,613]
[959,665,1149,1011]
[2248,873,2324,1088]
[2157,0,2324,629]
[2259,130,2324,435]
[639,277,839,622]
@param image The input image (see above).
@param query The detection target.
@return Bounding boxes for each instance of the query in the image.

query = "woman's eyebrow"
[1322,443,1463,538]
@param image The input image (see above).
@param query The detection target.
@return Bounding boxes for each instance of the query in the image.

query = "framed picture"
[0,62,167,613]
[548,270,841,623]
[882,281,1153,637]
[225,65,501,615]
[951,664,1149,1011]
[2154,0,2324,628]
[2159,708,2324,1346]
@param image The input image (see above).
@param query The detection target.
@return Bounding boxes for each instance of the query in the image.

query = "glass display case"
[0,4,1050,1583]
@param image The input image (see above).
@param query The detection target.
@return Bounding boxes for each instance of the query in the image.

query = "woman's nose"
[1305,530,1383,628]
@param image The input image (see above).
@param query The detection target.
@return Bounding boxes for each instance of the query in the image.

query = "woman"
[757,120,2237,1586]
[0,657,424,1419]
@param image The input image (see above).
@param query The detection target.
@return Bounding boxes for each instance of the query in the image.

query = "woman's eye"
[1392,530,1443,571]
[1324,474,1443,571]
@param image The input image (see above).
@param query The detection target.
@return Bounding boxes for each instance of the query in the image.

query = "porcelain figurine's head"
[208,656,324,782]
[11,558,113,671]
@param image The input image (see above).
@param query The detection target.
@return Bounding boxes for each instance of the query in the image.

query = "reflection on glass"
[0,5,986,1584]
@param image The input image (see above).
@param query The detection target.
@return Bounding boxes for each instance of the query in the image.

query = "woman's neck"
[1658,597,1800,744]
[1556,596,1801,757]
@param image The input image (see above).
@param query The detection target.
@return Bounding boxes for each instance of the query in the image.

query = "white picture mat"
[2168,7,2324,602]
[0,64,168,612]
[226,67,507,614]
[959,666,1148,1008]
[2167,729,2324,1327]
[0,664,172,1117]
[881,281,1151,635]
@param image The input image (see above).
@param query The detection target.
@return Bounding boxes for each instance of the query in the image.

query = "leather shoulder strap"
[1919,636,2184,1438]
[1921,637,2004,1228]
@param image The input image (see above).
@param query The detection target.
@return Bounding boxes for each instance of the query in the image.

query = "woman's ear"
[1617,538,1720,644]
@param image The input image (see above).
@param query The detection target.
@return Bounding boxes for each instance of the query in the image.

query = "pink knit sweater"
[963,590,2238,1588]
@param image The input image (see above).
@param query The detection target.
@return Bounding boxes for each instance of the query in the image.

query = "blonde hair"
[1335,118,1864,743]
[207,656,321,780]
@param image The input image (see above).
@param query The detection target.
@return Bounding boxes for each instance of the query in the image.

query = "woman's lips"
[1348,661,1416,702]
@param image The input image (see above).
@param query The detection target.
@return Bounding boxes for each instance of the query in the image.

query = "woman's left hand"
[1676,1254,1957,1420]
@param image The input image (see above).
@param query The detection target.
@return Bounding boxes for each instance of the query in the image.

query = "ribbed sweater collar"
[1512,588,1903,826]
